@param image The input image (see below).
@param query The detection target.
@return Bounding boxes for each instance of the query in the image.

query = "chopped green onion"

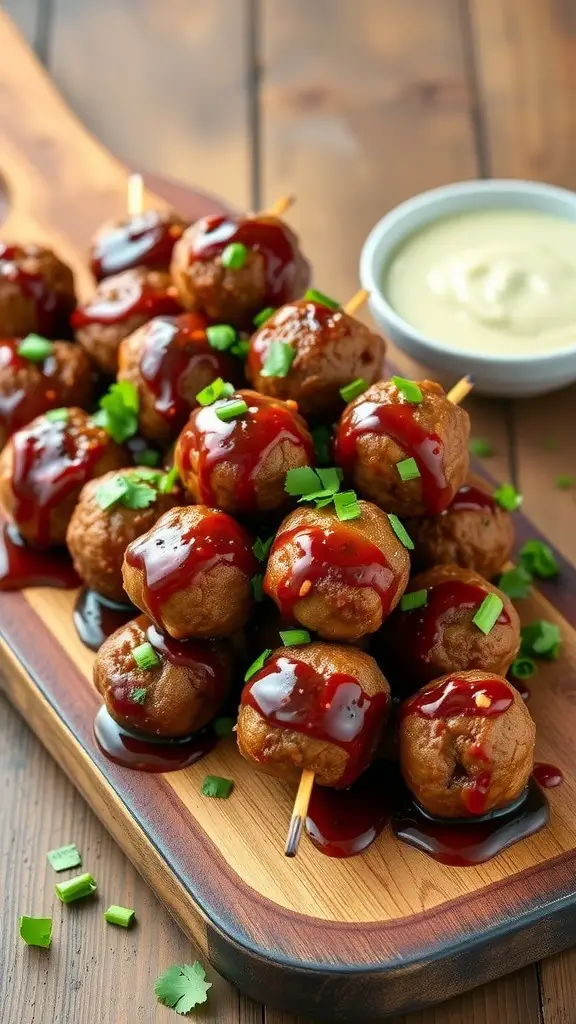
[252,536,274,562]
[47,843,82,872]
[19,916,52,948]
[195,377,235,406]
[138,448,161,467]
[387,514,414,550]
[334,490,361,520]
[104,905,135,928]
[339,378,367,403]
[400,589,427,612]
[93,380,139,443]
[221,242,247,269]
[397,457,420,482]
[304,288,340,310]
[472,593,504,635]
[311,424,332,465]
[254,307,275,328]
[519,539,559,579]
[279,629,311,646]
[231,338,250,359]
[285,466,323,496]
[497,565,532,600]
[493,483,522,511]
[201,775,234,799]
[129,687,147,705]
[158,465,179,494]
[45,407,69,423]
[468,438,493,457]
[245,649,272,682]
[251,574,264,602]
[215,398,249,422]
[18,334,54,362]
[55,872,97,904]
[510,656,537,681]
[555,474,575,490]
[261,341,294,378]
[206,324,236,351]
[132,642,160,670]
[391,376,422,404]
[213,716,236,737]
[521,620,561,660]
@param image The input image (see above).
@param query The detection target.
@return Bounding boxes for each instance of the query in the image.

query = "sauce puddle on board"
[93,705,216,772]
[73,588,136,651]
[0,521,80,590]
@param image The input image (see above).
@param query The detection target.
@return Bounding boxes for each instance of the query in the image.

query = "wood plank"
[539,949,576,1024]
[49,0,252,211]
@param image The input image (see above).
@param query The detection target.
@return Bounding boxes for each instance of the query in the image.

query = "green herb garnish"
[521,620,561,660]
[261,341,294,378]
[230,337,250,359]
[104,905,135,928]
[158,465,179,494]
[215,398,249,422]
[497,565,532,600]
[305,288,340,310]
[555,474,575,490]
[391,376,422,404]
[47,843,81,872]
[206,324,236,351]
[397,457,420,482]
[340,378,367,403]
[129,686,148,704]
[468,438,493,457]
[493,483,522,511]
[92,380,139,443]
[472,593,504,635]
[510,657,537,681]
[252,536,274,562]
[55,872,97,904]
[19,916,52,948]
[387,514,415,550]
[254,307,275,328]
[285,466,324,497]
[221,242,248,269]
[213,716,236,737]
[333,490,361,520]
[17,334,54,362]
[245,649,272,682]
[155,962,212,1014]
[45,407,69,423]
[251,574,264,602]
[138,448,161,467]
[311,424,332,465]
[95,473,157,511]
[132,643,160,671]
[280,629,311,646]
[400,589,427,612]
[201,775,234,799]
[519,539,559,579]
[195,377,235,406]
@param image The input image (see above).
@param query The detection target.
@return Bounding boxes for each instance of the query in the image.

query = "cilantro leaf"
[154,962,212,1014]
[95,473,158,511]
[94,381,139,443]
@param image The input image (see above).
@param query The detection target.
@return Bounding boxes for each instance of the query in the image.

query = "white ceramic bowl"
[359,179,576,396]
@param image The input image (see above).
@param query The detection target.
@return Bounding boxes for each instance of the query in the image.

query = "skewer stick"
[447,374,474,405]
[127,172,144,217]
[266,195,296,218]
[284,768,316,857]
[343,288,370,317]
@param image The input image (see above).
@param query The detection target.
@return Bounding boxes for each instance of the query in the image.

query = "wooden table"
[1,4,575,1022]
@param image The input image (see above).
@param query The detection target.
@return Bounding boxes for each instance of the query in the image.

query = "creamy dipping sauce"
[384,209,576,355]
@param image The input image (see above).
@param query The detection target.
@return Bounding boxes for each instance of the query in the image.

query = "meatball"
[175,389,314,517]
[377,564,520,690]
[72,268,182,375]
[0,407,127,547]
[334,378,470,517]
[66,467,182,602]
[399,670,535,818]
[264,501,410,642]
[0,338,93,449]
[117,312,238,443]
[237,642,390,787]
[90,209,189,281]
[406,473,515,578]
[0,243,76,339]
[171,213,310,329]
[122,504,257,639]
[94,615,232,737]
[247,298,386,421]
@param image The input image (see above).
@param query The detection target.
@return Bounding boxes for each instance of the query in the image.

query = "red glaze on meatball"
[122,504,257,639]
[334,379,470,517]
[247,299,386,421]
[0,407,127,547]
[94,615,232,736]
[376,564,520,691]
[0,339,93,448]
[399,671,535,818]
[72,268,182,375]
[171,213,310,329]
[406,473,515,578]
[264,501,410,641]
[175,389,314,517]
[117,313,238,443]
[237,642,390,787]
[90,209,189,281]
[0,244,76,339]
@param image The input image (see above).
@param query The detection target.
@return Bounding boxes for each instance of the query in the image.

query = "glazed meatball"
[399,670,535,818]
[406,473,515,578]
[0,407,127,547]
[237,642,390,787]
[122,504,257,639]
[72,268,182,375]
[247,298,386,421]
[334,378,470,517]
[94,615,232,737]
[0,243,76,339]
[66,467,182,602]
[377,564,520,690]
[175,390,314,517]
[117,312,238,443]
[264,501,410,642]
[90,209,189,281]
[171,213,310,329]
[0,338,93,448]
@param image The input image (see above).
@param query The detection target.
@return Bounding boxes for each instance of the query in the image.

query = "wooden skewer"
[343,287,370,317]
[127,172,144,217]
[447,374,474,405]
[284,768,316,858]
[266,195,295,218]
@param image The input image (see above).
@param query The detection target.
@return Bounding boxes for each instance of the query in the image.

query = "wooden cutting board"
[2,10,576,1021]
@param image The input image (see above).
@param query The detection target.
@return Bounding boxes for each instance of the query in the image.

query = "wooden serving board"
[2,11,576,1021]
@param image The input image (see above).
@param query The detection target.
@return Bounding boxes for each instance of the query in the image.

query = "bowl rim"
[359,178,576,367]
